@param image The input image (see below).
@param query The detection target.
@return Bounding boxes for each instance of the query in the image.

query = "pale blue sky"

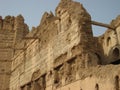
[0,0,120,36]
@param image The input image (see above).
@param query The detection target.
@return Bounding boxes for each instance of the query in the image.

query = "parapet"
[0,15,29,34]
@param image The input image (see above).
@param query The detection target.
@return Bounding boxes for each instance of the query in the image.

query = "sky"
[0,0,120,36]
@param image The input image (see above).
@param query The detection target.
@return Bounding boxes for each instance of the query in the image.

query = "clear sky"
[0,0,120,36]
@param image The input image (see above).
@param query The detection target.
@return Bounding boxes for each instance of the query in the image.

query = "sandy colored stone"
[0,0,120,90]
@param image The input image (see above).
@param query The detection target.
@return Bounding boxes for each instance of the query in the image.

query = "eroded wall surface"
[98,16,120,64]
[0,0,120,90]
[0,30,14,90]
[0,15,29,90]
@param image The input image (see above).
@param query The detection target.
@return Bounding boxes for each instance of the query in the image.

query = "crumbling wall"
[6,0,120,90]
[98,16,120,64]
[9,0,100,90]
[0,30,14,90]
[0,15,29,90]
[53,65,120,90]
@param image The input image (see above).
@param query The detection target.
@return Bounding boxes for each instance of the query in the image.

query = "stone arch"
[31,69,41,81]
[31,70,46,90]
[21,83,31,90]
[30,69,42,90]
[107,46,120,64]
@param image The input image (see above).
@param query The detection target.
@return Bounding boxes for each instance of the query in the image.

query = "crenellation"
[2,16,15,31]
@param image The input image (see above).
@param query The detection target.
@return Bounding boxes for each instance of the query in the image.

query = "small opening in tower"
[95,83,99,90]
[115,75,119,90]
[107,37,111,46]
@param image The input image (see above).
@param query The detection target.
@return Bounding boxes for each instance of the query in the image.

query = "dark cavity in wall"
[113,48,119,58]
[110,48,120,65]
[115,75,119,90]
[110,59,120,65]
[95,83,99,90]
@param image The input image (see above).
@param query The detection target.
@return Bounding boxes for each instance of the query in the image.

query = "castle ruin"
[0,0,120,90]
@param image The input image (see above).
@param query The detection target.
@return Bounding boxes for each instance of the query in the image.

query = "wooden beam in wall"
[91,20,115,30]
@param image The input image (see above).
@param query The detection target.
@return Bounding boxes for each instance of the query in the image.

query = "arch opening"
[110,48,120,65]
[113,48,119,58]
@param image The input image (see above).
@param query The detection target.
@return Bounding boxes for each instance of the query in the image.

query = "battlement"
[0,0,120,90]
